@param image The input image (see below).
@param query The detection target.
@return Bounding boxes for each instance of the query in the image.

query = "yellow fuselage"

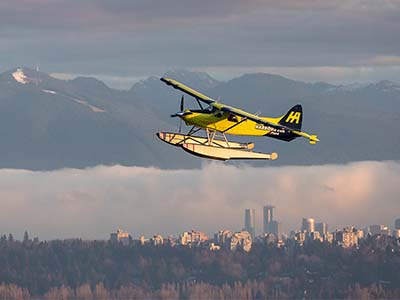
[182,111,281,136]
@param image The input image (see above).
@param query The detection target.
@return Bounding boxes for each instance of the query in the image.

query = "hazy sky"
[0,161,399,240]
[1,1,399,241]
[1,0,400,88]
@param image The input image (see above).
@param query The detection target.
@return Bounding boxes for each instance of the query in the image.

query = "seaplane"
[156,77,319,160]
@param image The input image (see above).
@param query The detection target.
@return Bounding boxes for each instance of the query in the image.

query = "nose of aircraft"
[170,109,192,118]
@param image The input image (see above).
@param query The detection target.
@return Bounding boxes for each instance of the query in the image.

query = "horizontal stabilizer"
[309,135,319,144]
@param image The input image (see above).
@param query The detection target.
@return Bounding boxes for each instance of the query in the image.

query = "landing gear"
[156,128,278,161]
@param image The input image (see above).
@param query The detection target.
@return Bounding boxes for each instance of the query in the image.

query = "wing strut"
[195,98,204,110]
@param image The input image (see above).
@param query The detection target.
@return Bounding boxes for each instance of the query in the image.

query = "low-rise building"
[214,230,233,248]
[324,232,334,243]
[179,230,208,246]
[209,242,221,251]
[380,226,390,236]
[335,227,359,248]
[294,231,306,245]
[167,235,177,247]
[264,232,277,245]
[110,229,131,246]
[151,234,164,246]
[138,235,148,245]
[369,224,389,236]
[230,231,252,252]
[308,231,322,242]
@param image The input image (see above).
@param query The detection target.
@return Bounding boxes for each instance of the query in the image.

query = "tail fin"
[278,104,302,131]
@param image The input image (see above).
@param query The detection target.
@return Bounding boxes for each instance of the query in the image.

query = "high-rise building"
[263,205,283,238]
[244,209,256,238]
[270,221,282,238]
[315,222,328,235]
[263,205,274,233]
[301,218,315,232]
[395,218,400,230]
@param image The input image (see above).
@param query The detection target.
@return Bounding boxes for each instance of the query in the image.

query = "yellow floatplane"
[157,77,319,160]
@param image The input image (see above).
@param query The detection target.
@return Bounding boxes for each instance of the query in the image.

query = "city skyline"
[3,210,399,243]
[103,216,400,242]
[0,161,399,240]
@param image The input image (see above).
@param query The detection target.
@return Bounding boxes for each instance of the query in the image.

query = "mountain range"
[0,67,399,170]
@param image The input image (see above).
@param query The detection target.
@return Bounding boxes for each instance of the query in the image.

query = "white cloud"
[359,55,400,66]
[0,161,399,240]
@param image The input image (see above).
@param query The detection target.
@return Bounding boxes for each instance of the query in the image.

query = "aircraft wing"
[160,77,215,105]
[162,77,282,128]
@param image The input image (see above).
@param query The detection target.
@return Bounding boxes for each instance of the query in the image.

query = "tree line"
[0,233,399,299]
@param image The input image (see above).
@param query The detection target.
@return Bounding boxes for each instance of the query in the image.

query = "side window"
[228,114,239,122]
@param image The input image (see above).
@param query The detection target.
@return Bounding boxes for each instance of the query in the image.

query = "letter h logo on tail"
[285,111,301,124]
[279,104,303,131]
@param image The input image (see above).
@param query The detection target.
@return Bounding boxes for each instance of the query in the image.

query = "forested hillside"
[0,234,399,299]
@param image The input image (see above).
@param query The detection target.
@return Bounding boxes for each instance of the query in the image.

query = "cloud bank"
[0,161,399,240]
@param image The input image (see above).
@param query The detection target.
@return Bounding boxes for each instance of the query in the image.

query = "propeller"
[170,95,186,133]
[178,95,184,133]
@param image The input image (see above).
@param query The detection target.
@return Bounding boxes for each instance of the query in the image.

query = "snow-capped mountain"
[0,67,399,170]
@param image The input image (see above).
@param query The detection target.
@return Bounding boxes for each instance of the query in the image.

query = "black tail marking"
[278,104,302,131]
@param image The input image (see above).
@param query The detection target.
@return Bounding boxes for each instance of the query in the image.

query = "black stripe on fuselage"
[265,130,298,142]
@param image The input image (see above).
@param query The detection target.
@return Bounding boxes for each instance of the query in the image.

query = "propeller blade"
[180,95,184,112]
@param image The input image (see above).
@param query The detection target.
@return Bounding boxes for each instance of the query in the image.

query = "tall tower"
[244,209,256,239]
[263,205,274,233]
[315,222,328,235]
[395,218,400,230]
[301,218,315,232]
